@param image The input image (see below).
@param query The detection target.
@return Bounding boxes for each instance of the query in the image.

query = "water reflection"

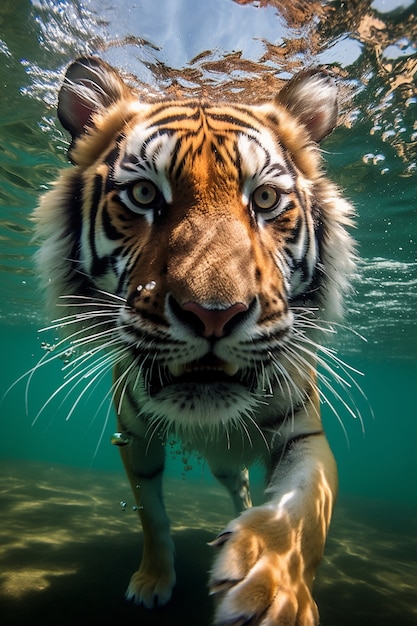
[13,0,417,166]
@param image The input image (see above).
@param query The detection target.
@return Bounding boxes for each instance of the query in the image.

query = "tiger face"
[35,57,354,440]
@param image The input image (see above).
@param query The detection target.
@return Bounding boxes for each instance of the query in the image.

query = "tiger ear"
[58,56,129,140]
[276,70,338,143]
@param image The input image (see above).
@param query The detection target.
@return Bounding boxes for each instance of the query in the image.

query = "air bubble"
[110,432,132,446]
[362,153,375,165]
[373,154,386,165]
[382,130,396,142]
[145,281,156,290]
[120,501,127,510]
[405,97,417,107]
[58,346,76,363]
[40,341,55,352]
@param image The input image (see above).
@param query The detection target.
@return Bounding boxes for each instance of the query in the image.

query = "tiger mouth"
[168,354,239,378]
[148,353,253,395]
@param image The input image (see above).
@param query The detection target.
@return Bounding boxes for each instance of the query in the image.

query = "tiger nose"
[181,301,248,338]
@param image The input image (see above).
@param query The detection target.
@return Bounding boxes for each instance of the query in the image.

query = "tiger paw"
[125,565,176,609]
[209,507,319,626]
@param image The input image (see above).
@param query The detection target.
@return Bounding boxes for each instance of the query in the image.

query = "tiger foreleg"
[209,430,337,626]
[117,418,175,608]
[210,465,252,514]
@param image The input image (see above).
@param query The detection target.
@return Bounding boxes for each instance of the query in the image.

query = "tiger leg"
[209,407,337,625]
[210,465,252,513]
[118,422,176,608]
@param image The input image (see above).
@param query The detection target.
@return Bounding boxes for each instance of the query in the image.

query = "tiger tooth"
[223,362,239,376]
[168,363,186,377]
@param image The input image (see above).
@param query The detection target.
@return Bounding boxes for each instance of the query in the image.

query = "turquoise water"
[0,1,416,624]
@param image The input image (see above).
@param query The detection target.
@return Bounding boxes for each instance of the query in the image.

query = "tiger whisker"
[294,308,368,344]
[70,326,120,348]
[270,364,297,432]
[59,289,127,304]
[292,327,363,388]
[90,350,137,460]
[58,299,122,309]
[242,411,270,454]
[316,384,351,448]
[144,417,168,455]
[317,344,365,378]
[31,342,124,426]
[131,357,147,393]
[63,339,123,382]
[28,322,123,412]
[58,336,120,375]
[23,343,74,415]
[112,355,141,417]
[295,332,369,419]
[267,351,306,429]
[3,338,63,411]
[40,311,115,333]
[286,336,366,436]
[63,349,123,424]
[38,320,112,347]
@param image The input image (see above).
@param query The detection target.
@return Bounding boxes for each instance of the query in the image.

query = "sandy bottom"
[0,461,415,626]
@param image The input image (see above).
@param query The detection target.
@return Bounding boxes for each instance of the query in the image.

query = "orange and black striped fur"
[34,57,355,625]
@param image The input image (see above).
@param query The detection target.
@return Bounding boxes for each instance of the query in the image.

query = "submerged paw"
[211,555,318,626]
[125,568,176,609]
[209,510,319,626]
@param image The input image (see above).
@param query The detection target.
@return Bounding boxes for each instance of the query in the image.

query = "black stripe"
[64,174,83,268]
[101,199,123,241]
[133,308,168,327]
[104,144,122,185]
[115,259,130,296]
[308,210,325,300]
[269,430,324,474]
[207,112,259,130]
[147,108,201,128]
[284,430,324,448]
[286,214,302,245]
[88,174,109,277]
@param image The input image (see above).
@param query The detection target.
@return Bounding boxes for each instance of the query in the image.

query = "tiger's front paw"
[209,507,319,626]
[125,566,176,608]
[125,539,176,609]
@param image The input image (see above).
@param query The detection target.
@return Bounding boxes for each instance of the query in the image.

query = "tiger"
[33,56,355,626]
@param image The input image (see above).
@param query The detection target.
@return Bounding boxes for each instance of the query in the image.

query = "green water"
[0,1,416,624]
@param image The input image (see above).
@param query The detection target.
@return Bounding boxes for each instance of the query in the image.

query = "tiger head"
[34,57,355,437]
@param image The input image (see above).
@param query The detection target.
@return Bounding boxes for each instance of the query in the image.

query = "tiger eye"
[253,185,279,211]
[130,181,157,206]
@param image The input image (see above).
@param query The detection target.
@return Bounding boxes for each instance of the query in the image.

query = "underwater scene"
[0,0,416,624]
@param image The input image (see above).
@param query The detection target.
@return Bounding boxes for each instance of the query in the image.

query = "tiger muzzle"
[173,299,250,338]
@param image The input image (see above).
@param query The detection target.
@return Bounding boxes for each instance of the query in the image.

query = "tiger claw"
[209,577,239,595]
[208,531,233,548]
